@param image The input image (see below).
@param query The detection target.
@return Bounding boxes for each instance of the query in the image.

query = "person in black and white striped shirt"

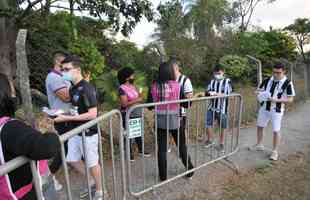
[250,63,295,161]
[204,64,233,153]
[167,57,194,155]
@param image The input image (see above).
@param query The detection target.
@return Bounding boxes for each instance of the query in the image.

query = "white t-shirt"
[177,75,193,115]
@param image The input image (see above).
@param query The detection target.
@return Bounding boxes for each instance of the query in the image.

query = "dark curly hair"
[117,67,134,84]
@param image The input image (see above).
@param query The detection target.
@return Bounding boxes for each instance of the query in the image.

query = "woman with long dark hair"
[0,73,60,200]
[148,61,194,181]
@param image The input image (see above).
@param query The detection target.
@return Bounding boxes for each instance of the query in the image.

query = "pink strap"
[15,183,33,199]
[0,117,10,126]
[39,160,48,175]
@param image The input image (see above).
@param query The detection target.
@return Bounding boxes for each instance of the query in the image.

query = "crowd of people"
[0,51,295,199]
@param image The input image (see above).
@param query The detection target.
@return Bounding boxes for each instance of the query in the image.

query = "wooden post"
[16,29,36,127]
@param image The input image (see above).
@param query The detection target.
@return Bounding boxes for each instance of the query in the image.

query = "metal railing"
[59,109,126,200]
[0,109,127,200]
[125,94,242,198]
[0,94,242,200]
[0,157,44,199]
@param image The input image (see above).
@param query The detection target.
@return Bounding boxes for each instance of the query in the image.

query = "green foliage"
[219,55,250,82]
[11,0,154,36]
[234,32,269,57]
[285,18,310,61]
[234,30,297,61]
[94,70,119,109]
[69,36,105,80]
[107,40,141,69]
[23,11,107,92]
[94,69,149,109]
[186,0,232,41]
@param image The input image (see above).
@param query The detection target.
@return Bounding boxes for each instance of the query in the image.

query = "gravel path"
[57,100,310,200]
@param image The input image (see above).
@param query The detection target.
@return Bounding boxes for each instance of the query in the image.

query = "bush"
[219,55,251,82]
[69,36,105,80]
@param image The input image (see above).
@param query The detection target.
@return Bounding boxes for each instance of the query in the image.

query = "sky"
[126,0,310,48]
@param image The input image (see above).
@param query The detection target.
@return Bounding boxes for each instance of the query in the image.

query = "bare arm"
[120,95,143,108]
[54,107,97,123]
[55,87,70,102]
[269,96,294,104]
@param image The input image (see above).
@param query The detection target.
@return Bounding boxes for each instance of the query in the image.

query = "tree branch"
[244,0,261,31]
[244,0,254,16]
[16,0,44,22]
[49,5,82,11]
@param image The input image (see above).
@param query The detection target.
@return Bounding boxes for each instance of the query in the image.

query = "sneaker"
[139,151,151,157]
[94,190,103,200]
[249,144,265,151]
[217,144,225,154]
[52,176,63,191]
[204,140,215,148]
[185,165,194,179]
[79,184,96,199]
[130,154,135,162]
[270,150,279,161]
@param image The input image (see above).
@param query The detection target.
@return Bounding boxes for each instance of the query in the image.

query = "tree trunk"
[69,0,78,39]
[16,29,36,128]
[0,19,11,76]
[0,0,17,79]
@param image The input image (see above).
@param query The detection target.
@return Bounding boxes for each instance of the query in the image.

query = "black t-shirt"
[70,80,98,136]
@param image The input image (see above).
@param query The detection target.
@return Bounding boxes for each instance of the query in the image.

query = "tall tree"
[232,0,276,32]
[285,18,310,97]
[285,18,310,62]
[154,0,187,50]
[185,0,232,41]
[0,0,154,79]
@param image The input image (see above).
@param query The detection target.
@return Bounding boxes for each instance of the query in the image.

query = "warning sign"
[128,118,143,139]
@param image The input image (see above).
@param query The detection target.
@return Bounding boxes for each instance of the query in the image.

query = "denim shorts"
[205,110,228,129]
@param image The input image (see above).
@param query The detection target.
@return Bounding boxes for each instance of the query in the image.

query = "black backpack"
[178,75,191,108]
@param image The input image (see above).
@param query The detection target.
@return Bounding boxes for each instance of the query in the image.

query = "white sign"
[128,118,143,139]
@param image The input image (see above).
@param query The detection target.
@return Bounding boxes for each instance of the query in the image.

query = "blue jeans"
[205,110,228,129]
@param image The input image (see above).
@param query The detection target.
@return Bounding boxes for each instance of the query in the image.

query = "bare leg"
[219,129,225,145]
[90,164,102,192]
[206,127,214,141]
[69,161,86,176]
[256,126,264,145]
[273,132,280,151]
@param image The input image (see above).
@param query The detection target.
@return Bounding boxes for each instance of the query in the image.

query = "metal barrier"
[0,157,45,199]
[0,109,126,200]
[125,94,242,198]
[0,95,242,200]
[58,109,126,200]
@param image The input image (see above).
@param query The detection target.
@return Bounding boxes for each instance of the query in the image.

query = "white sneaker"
[94,190,103,200]
[204,140,216,148]
[52,176,63,191]
[270,151,279,161]
[249,144,264,151]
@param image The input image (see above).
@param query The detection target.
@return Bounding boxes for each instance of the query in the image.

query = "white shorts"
[257,108,283,132]
[66,134,99,168]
